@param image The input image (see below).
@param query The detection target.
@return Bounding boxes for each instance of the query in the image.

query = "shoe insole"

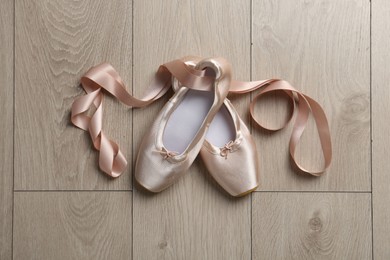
[163,89,214,154]
[206,103,236,147]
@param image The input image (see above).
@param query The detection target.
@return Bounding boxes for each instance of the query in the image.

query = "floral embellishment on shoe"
[220,140,234,159]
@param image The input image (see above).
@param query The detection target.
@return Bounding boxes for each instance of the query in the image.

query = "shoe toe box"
[201,135,259,197]
[135,149,188,193]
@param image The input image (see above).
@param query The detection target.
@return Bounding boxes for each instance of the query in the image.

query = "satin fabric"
[70,56,332,185]
[231,79,332,176]
[172,57,260,197]
[71,57,215,177]
[200,99,259,197]
[135,58,232,192]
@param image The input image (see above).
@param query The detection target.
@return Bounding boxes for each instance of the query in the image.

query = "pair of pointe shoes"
[71,55,331,196]
[135,57,259,197]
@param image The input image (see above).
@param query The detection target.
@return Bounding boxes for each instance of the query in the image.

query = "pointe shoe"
[173,57,259,197]
[135,57,232,192]
[200,99,259,197]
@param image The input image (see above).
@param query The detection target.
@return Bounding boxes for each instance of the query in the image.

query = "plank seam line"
[12,0,16,258]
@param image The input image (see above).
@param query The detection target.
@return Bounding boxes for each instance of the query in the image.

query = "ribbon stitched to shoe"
[71,58,331,178]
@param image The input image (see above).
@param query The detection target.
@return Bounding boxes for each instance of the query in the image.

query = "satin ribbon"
[71,58,331,178]
[231,80,331,176]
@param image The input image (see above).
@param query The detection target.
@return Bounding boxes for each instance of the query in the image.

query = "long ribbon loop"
[71,59,332,178]
[230,79,332,176]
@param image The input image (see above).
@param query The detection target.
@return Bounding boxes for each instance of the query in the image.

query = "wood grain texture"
[252,192,372,259]
[15,0,133,190]
[132,1,251,259]
[0,0,13,258]
[252,0,370,191]
[8,0,388,258]
[13,192,132,259]
[372,0,390,258]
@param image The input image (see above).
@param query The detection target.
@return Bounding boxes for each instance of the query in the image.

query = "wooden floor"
[1,0,389,259]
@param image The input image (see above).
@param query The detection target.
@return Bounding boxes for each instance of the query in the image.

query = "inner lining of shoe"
[205,103,236,147]
[163,89,215,154]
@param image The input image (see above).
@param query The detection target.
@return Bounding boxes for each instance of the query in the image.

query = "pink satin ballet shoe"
[135,57,232,192]
[172,57,259,197]
[200,99,259,197]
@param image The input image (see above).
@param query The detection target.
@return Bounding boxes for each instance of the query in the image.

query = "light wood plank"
[252,0,370,191]
[0,0,13,258]
[13,192,132,259]
[134,186,250,259]
[372,0,390,258]
[252,192,372,259]
[132,1,251,259]
[15,0,133,190]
